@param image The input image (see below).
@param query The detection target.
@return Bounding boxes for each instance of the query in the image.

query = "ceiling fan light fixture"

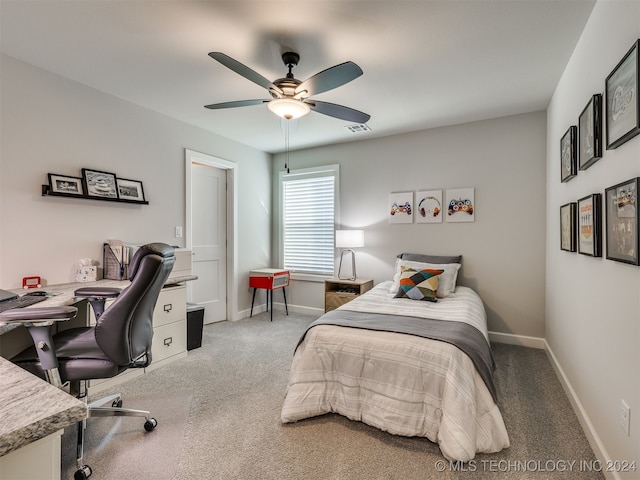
[268,98,310,120]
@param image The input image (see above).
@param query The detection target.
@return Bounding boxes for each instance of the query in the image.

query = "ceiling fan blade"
[204,99,268,109]
[307,100,370,123]
[208,52,281,94]
[295,61,363,97]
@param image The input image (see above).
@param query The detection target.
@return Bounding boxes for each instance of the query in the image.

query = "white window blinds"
[280,165,338,276]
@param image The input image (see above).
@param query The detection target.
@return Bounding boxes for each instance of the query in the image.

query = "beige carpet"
[61,390,192,480]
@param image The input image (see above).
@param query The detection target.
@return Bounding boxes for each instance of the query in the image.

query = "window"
[279,165,339,277]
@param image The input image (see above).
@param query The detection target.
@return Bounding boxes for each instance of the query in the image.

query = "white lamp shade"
[335,230,364,248]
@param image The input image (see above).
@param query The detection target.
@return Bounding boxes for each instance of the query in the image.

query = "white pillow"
[389,259,461,297]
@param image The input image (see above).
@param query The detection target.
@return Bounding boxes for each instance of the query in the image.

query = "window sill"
[289,273,332,283]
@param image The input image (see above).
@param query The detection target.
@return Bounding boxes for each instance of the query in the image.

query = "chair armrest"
[0,306,77,327]
[74,287,122,299]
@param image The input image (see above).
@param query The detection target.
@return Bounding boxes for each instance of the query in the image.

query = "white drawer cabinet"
[147,285,187,371]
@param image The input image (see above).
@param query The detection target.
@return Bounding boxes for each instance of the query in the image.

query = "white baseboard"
[237,302,323,320]
[488,331,546,349]
[544,341,619,480]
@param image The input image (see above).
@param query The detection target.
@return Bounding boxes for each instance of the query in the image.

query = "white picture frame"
[388,192,413,224]
[445,188,475,223]
[416,190,442,223]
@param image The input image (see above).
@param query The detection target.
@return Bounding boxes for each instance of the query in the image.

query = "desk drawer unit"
[151,321,187,364]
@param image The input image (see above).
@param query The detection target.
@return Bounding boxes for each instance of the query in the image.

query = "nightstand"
[324,278,374,312]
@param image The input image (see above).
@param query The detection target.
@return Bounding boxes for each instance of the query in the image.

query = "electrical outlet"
[620,400,630,436]
[175,226,183,238]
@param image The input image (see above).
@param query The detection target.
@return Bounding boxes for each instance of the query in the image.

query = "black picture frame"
[116,178,146,202]
[560,202,577,252]
[48,173,84,196]
[560,126,577,182]
[578,94,602,170]
[577,193,602,257]
[605,177,639,265]
[605,39,640,149]
[82,168,118,199]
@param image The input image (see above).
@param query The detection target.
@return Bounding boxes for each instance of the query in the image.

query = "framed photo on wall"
[82,168,118,199]
[577,193,602,257]
[415,190,442,223]
[560,202,576,252]
[605,39,639,149]
[560,126,577,182]
[578,94,602,170]
[605,178,639,265]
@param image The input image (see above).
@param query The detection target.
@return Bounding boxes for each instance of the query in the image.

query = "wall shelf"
[41,185,149,205]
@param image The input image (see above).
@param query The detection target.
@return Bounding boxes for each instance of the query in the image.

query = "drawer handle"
[163,303,173,313]
[164,337,173,347]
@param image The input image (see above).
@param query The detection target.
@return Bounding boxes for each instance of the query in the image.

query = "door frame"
[185,149,238,321]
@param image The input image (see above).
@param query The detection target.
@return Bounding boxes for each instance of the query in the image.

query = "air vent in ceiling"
[345,124,372,134]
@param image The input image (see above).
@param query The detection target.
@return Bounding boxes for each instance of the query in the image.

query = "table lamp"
[336,230,364,281]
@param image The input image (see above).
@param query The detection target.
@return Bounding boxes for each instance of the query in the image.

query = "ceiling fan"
[204,51,370,123]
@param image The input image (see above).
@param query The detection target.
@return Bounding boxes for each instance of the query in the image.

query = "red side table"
[249,269,290,321]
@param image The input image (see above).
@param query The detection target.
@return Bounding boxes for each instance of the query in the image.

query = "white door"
[190,163,227,324]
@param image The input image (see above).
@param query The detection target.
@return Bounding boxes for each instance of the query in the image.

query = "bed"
[280,254,510,461]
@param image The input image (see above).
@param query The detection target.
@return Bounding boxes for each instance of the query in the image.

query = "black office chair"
[0,243,175,480]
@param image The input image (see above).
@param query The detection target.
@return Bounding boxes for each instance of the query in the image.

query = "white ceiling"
[0,0,595,154]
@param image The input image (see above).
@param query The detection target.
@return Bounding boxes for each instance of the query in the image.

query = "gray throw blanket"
[297,309,497,402]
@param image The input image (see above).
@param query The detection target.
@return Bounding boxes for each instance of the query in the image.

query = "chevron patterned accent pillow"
[394,266,444,302]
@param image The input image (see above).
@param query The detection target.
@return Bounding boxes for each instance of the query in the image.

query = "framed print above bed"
[577,193,602,257]
[560,126,577,182]
[445,188,474,223]
[560,202,576,252]
[389,192,414,223]
[416,190,442,223]
[605,178,639,265]
[578,94,602,170]
[605,39,639,150]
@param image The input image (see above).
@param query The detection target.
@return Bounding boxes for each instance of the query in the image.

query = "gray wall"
[546,1,640,472]
[0,55,271,314]
[273,111,547,338]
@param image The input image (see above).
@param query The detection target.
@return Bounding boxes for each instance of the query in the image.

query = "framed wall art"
[560,126,577,182]
[415,190,442,223]
[578,94,602,170]
[389,192,413,223]
[605,39,639,149]
[48,174,84,196]
[560,202,576,252]
[445,188,474,223]
[577,193,602,257]
[116,178,146,202]
[82,168,118,199]
[605,177,639,265]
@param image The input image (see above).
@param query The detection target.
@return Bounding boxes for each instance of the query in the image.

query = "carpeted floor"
[60,311,604,480]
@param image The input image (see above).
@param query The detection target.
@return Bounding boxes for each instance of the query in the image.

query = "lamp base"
[338,249,357,281]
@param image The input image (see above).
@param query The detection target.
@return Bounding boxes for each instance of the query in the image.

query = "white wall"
[274,111,547,338]
[0,55,272,314]
[546,1,640,476]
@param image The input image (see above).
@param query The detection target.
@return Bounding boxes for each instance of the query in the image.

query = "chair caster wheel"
[74,464,92,480]
[112,398,122,408]
[144,417,158,431]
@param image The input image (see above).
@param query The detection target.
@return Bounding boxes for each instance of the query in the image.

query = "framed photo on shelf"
[577,193,602,257]
[415,190,442,223]
[560,126,577,182]
[605,177,639,265]
[116,178,145,202]
[560,202,576,252]
[605,39,639,149]
[578,94,602,170]
[48,174,84,196]
[82,168,118,199]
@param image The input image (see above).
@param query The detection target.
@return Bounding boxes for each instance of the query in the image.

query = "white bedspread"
[281,282,510,461]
